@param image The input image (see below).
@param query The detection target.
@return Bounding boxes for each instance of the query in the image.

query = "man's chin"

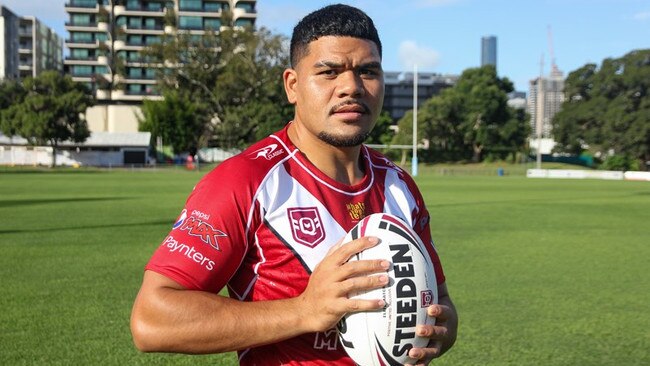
[317,131,370,147]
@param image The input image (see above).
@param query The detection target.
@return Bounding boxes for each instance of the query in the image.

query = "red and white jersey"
[146,123,446,365]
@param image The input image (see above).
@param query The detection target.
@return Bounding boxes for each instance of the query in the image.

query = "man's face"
[284,36,384,147]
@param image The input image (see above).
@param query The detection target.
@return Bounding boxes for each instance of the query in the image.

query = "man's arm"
[130,236,390,354]
[408,282,458,364]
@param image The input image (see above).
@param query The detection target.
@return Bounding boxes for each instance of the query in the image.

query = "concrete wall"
[86,104,143,133]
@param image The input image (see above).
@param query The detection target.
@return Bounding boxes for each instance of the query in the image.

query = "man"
[131,4,458,365]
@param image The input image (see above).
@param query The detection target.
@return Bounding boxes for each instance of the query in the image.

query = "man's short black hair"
[290,4,382,67]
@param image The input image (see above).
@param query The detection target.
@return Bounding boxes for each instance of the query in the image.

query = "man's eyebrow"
[313,60,343,68]
[313,60,383,69]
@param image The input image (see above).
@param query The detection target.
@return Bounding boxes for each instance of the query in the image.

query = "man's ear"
[283,68,298,105]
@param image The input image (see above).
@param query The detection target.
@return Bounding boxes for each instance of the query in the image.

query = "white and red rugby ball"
[337,213,438,366]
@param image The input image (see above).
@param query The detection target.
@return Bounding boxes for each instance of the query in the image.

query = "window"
[127,35,143,45]
[128,68,143,78]
[95,66,108,74]
[115,16,127,27]
[128,84,142,94]
[144,35,161,45]
[71,32,93,43]
[128,17,142,29]
[204,18,220,30]
[204,2,221,12]
[144,18,157,29]
[71,0,97,8]
[71,48,89,59]
[145,68,156,79]
[179,16,202,29]
[179,0,202,11]
[126,0,141,10]
[146,2,163,11]
[234,19,253,28]
[235,2,254,12]
[72,65,93,76]
[71,14,91,26]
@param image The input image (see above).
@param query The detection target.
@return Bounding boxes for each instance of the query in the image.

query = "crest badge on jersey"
[287,207,325,248]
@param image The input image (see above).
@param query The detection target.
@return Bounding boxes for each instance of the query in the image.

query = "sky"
[4,0,649,92]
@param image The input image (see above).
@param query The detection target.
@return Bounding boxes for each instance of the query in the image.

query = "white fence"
[527,169,650,182]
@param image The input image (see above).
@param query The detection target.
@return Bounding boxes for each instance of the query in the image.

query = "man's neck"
[287,123,364,186]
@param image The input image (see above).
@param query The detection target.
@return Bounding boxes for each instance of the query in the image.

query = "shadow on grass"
[0,197,130,208]
[0,219,172,235]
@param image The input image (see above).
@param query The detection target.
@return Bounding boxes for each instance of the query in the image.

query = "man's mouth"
[330,101,370,116]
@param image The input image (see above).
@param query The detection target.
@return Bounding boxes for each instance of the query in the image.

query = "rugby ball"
[337,213,438,366]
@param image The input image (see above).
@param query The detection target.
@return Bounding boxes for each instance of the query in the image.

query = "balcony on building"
[178,0,228,13]
[65,0,99,12]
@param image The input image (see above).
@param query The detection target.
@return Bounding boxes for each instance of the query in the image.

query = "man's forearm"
[130,271,311,354]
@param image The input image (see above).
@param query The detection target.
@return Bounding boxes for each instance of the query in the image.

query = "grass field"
[1,166,649,365]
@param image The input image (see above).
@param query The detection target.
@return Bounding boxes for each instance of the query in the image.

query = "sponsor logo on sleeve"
[172,209,188,229]
[249,143,284,160]
[287,207,325,248]
[163,235,215,271]
[171,209,227,251]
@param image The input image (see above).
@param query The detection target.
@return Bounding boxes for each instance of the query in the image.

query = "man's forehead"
[305,36,381,62]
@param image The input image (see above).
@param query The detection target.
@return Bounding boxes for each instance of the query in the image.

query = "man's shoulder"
[202,132,292,185]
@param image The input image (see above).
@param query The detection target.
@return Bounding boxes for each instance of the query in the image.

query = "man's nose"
[336,71,364,98]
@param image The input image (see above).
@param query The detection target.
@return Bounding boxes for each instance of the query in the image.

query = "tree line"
[0,23,647,170]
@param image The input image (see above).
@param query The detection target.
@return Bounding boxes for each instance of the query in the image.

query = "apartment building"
[0,6,62,80]
[64,0,257,132]
[383,71,458,122]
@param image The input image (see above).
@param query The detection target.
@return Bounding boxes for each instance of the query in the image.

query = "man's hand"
[297,236,390,333]
[407,283,458,365]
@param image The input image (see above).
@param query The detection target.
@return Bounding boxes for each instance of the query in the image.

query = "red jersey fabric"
[145,123,446,365]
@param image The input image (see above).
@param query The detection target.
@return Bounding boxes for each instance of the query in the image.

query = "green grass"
[1,167,648,365]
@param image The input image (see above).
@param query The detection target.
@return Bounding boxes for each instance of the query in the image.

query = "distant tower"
[481,35,497,68]
[527,26,565,140]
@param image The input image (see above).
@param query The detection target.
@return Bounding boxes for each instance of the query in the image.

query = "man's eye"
[359,69,379,77]
[319,69,337,76]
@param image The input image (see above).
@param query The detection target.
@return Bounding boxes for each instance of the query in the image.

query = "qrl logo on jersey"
[288,207,325,248]
[176,216,227,251]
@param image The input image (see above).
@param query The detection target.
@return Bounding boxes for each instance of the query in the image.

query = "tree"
[553,49,650,170]
[140,16,292,153]
[0,79,28,137]
[393,66,529,163]
[138,90,206,155]
[0,71,94,167]
[366,110,394,145]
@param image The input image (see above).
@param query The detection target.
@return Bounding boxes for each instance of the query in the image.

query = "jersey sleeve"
[145,159,255,293]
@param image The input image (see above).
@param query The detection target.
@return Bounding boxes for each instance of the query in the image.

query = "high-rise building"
[527,66,564,139]
[18,17,64,79]
[0,6,63,80]
[64,0,257,132]
[481,35,496,68]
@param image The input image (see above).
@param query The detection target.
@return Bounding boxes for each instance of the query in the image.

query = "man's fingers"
[427,303,451,320]
[328,236,380,264]
[416,324,448,339]
[408,341,442,363]
[341,273,389,294]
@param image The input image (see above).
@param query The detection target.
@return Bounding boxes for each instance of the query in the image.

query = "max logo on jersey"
[172,210,226,251]
[249,143,284,160]
[287,207,325,248]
